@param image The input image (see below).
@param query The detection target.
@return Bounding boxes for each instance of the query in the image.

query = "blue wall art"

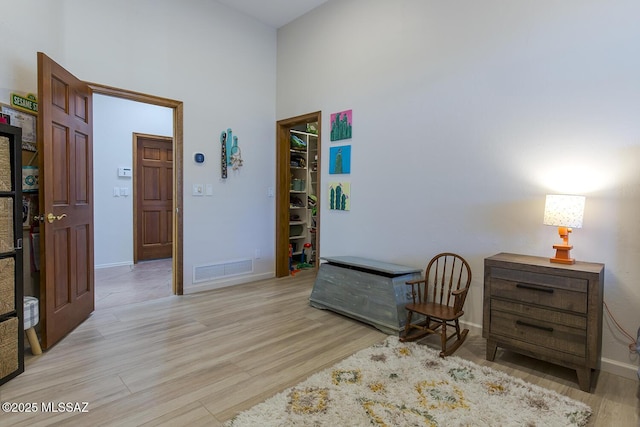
[329,145,351,174]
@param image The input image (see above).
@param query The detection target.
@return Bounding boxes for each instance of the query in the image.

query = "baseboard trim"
[95,261,133,269]
[600,357,639,381]
[184,271,275,294]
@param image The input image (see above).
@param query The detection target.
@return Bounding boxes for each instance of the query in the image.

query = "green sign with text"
[10,93,38,114]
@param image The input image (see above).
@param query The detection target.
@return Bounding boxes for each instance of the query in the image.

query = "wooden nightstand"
[483,252,604,392]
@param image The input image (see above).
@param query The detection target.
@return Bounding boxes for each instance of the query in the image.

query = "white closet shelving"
[289,129,318,264]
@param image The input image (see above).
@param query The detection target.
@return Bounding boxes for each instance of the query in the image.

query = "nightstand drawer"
[491,267,588,291]
[489,269,587,313]
[491,299,587,329]
[490,309,586,357]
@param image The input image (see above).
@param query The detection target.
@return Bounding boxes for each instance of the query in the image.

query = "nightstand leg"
[576,367,592,392]
[486,339,497,361]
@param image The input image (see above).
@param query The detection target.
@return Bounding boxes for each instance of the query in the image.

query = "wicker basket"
[0,317,18,379]
[0,257,15,317]
[0,198,13,254]
[0,136,10,192]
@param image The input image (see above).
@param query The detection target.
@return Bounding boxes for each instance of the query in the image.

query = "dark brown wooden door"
[134,134,173,261]
[37,52,94,349]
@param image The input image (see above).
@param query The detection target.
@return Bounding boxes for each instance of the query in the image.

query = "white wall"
[0,0,278,290]
[93,94,173,268]
[277,0,640,378]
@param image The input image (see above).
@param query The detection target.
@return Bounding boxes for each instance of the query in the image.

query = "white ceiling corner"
[215,0,329,29]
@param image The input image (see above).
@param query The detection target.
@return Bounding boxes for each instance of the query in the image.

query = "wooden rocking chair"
[400,252,472,357]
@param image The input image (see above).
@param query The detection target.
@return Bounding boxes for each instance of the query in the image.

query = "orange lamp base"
[550,244,575,265]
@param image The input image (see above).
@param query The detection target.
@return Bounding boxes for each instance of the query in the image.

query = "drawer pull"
[516,320,554,333]
[516,283,554,293]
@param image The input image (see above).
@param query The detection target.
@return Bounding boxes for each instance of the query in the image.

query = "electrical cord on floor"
[603,300,637,353]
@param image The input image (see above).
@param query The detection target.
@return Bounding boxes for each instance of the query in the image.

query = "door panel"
[38,52,94,349]
[135,134,173,261]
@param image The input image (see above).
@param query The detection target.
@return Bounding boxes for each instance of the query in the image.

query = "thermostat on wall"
[117,167,132,177]
[194,152,205,164]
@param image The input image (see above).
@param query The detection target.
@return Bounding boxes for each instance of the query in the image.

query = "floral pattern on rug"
[225,336,592,427]
[287,387,329,415]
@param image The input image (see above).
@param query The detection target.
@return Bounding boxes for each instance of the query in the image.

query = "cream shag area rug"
[225,336,591,427]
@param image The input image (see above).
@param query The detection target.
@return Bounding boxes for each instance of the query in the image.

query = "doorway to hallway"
[89,84,184,295]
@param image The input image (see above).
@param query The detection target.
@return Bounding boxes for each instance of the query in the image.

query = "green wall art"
[330,109,352,141]
[328,182,351,211]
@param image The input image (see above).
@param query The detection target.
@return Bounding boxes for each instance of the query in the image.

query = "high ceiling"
[215,0,329,29]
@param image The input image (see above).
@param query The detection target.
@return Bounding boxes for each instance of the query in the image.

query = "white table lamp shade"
[543,195,585,228]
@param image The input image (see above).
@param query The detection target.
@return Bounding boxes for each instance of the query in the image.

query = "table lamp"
[543,194,585,265]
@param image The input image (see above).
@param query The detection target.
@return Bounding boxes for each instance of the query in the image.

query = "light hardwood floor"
[1,264,638,426]
[94,259,173,310]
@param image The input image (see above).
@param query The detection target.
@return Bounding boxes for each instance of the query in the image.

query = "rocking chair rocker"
[400,252,472,357]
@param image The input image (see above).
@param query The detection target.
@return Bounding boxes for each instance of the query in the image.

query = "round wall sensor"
[194,152,205,164]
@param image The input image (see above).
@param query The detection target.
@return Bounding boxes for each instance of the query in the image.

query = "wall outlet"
[254,248,261,259]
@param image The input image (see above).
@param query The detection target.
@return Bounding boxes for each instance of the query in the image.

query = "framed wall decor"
[328,182,350,211]
[330,109,352,142]
[329,145,351,174]
[0,104,36,151]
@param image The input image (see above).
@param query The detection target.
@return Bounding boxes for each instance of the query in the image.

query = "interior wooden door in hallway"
[134,134,173,262]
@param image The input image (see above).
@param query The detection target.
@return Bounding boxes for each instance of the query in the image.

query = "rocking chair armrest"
[405,278,425,286]
[452,288,468,312]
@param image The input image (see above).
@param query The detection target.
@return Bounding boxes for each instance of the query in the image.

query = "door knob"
[46,213,67,223]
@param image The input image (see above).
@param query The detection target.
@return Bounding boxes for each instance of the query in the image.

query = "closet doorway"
[275,111,322,277]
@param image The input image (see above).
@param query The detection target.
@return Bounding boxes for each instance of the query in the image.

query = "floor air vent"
[193,259,253,283]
